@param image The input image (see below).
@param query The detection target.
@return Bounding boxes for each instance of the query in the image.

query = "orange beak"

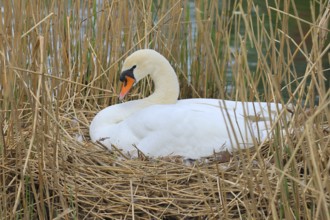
[119,76,135,100]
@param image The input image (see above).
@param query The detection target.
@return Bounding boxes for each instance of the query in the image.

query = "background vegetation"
[0,0,329,219]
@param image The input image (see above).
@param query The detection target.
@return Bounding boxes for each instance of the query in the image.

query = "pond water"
[242,0,329,74]
[227,0,329,103]
[185,0,328,103]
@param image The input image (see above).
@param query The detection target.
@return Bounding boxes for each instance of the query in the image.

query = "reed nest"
[2,107,329,219]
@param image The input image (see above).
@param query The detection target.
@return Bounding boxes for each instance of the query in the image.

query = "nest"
[1,110,328,219]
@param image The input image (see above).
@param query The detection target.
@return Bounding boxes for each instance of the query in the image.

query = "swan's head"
[119,49,173,100]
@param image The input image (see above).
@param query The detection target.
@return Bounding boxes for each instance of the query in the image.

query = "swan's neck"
[90,53,180,141]
[145,62,179,104]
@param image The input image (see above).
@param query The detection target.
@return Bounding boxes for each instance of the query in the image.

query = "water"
[185,0,328,102]
[230,0,329,102]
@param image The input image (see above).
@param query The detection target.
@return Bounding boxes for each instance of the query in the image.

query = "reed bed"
[0,0,329,219]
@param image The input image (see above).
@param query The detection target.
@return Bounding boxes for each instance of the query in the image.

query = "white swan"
[90,49,285,159]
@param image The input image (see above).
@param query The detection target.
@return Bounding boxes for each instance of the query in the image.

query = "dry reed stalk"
[0,0,329,219]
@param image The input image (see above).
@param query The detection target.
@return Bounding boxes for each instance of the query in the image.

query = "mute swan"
[90,49,285,159]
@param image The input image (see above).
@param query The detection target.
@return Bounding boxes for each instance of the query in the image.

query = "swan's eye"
[120,67,136,83]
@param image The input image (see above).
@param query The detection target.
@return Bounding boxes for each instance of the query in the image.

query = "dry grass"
[0,0,329,219]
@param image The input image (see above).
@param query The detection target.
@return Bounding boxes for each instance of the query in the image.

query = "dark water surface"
[233,0,329,103]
